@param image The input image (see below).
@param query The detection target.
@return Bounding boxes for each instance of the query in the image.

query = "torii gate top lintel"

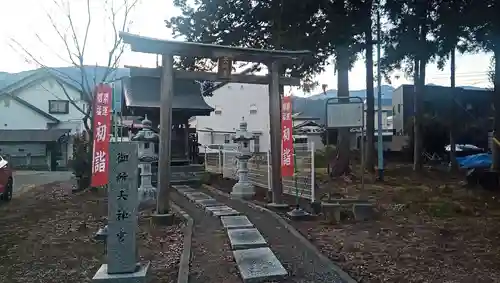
[120,32,311,64]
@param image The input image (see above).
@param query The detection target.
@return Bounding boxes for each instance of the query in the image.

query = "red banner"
[281,96,294,177]
[91,84,112,187]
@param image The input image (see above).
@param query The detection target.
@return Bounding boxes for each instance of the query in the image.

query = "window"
[249,104,257,115]
[214,105,222,115]
[49,100,69,114]
[224,134,230,144]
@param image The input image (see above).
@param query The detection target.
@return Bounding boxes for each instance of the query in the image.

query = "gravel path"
[170,191,241,283]
[200,187,350,283]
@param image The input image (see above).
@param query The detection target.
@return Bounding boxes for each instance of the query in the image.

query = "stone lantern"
[131,115,159,203]
[230,118,255,199]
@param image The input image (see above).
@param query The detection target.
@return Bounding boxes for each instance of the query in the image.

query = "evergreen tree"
[167,0,369,177]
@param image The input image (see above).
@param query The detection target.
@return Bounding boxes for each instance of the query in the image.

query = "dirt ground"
[0,182,183,283]
[207,164,500,283]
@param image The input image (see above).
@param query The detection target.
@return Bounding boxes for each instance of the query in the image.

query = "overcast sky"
[0,0,493,95]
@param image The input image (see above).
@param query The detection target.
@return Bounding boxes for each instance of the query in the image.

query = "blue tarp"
[456,153,492,169]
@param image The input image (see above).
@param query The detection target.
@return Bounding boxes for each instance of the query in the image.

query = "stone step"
[227,228,267,250]
[233,247,288,283]
[220,215,254,230]
[173,185,196,194]
[184,192,212,202]
[194,198,221,208]
[205,205,240,217]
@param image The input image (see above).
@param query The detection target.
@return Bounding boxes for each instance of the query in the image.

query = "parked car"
[0,155,13,202]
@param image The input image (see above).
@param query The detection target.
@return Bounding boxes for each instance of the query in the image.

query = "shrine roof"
[120,32,311,62]
[121,76,214,114]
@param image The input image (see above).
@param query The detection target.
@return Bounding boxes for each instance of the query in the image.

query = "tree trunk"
[492,46,500,170]
[365,16,375,172]
[330,45,351,177]
[449,48,459,172]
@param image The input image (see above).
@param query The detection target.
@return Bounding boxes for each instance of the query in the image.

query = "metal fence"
[204,142,316,202]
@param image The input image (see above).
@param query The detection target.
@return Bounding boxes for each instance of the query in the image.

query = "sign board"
[91,84,112,187]
[107,142,139,274]
[281,96,294,177]
[326,100,363,128]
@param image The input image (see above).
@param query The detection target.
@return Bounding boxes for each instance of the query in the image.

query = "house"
[0,66,128,170]
[0,70,89,169]
[190,83,269,153]
[292,113,325,150]
[392,84,492,148]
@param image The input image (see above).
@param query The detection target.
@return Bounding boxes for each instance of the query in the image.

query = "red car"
[0,155,13,202]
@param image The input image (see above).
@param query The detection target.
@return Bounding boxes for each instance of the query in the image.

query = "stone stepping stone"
[184,192,211,202]
[172,185,190,189]
[227,228,267,250]
[173,185,195,194]
[194,198,221,208]
[233,247,287,282]
[220,215,254,230]
[212,209,240,217]
[205,205,240,217]
[205,205,233,212]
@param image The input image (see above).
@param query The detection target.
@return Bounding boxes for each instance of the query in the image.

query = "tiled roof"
[121,76,214,115]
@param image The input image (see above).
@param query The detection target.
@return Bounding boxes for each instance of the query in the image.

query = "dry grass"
[295,164,500,282]
[0,182,183,283]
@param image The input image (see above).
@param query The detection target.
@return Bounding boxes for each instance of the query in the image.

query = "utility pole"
[376,4,384,180]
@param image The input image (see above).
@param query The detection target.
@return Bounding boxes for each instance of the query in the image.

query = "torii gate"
[120,32,311,223]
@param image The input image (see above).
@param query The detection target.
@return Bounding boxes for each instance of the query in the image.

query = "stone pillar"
[92,142,150,282]
[231,118,255,199]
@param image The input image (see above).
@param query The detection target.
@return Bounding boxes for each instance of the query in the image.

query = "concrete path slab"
[184,192,212,202]
[205,205,233,212]
[220,215,254,230]
[174,185,196,194]
[212,209,240,217]
[194,198,221,208]
[233,247,287,283]
[227,228,267,250]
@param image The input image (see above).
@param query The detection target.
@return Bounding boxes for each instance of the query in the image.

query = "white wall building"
[0,70,89,169]
[190,83,270,153]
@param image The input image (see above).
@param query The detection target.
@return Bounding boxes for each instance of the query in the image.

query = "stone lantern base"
[231,182,255,200]
[138,186,157,203]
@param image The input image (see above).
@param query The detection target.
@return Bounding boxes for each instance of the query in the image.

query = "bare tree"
[9,0,139,133]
